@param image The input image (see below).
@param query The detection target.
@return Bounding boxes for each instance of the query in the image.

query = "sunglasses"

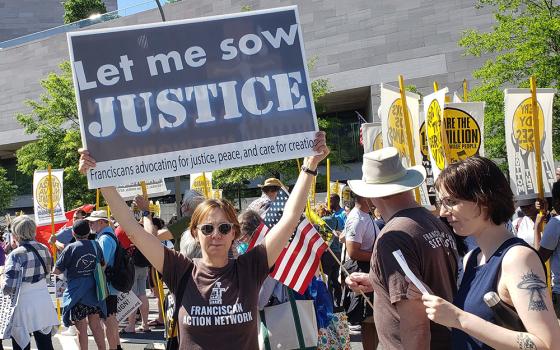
[197,223,234,236]
[436,197,460,211]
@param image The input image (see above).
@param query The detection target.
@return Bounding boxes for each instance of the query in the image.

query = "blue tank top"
[452,237,533,349]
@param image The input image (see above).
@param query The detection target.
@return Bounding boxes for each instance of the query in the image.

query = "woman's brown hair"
[189,199,241,239]
[435,156,514,225]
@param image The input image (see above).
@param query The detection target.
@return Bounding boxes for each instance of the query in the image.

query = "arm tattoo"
[517,270,548,311]
[516,333,537,349]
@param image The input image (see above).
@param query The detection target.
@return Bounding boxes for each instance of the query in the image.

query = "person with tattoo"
[420,157,560,349]
[538,181,560,319]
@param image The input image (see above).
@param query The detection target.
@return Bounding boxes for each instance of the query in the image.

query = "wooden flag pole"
[326,246,374,310]
[47,166,62,324]
[326,159,331,210]
[398,75,421,203]
[463,79,468,102]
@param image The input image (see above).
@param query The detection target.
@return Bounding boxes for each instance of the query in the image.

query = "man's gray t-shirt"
[541,216,560,294]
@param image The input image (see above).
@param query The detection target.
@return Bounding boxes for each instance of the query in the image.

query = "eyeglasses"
[197,223,234,236]
[436,197,460,211]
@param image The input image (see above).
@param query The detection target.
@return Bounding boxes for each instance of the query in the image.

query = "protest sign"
[380,84,431,206]
[33,169,66,226]
[116,291,142,323]
[0,287,17,339]
[443,102,485,164]
[190,172,212,196]
[418,110,436,198]
[505,88,556,200]
[423,88,448,181]
[361,122,383,153]
[116,178,169,200]
[68,6,318,188]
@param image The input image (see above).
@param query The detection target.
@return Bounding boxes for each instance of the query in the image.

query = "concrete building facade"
[0,0,495,209]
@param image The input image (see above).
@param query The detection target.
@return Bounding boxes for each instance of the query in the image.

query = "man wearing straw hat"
[345,147,458,350]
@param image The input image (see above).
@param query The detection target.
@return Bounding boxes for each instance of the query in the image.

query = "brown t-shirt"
[369,207,458,350]
[163,244,270,350]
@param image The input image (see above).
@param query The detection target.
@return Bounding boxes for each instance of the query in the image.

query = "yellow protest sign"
[426,98,446,171]
[373,132,383,151]
[387,98,410,159]
[36,175,62,210]
[513,98,544,152]
[443,107,482,163]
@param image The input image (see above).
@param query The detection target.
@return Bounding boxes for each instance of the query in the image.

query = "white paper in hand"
[392,249,429,295]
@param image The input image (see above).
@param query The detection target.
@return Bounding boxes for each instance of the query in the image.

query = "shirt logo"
[209,282,227,305]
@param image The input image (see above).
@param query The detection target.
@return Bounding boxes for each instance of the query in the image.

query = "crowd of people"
[1,131,560,349]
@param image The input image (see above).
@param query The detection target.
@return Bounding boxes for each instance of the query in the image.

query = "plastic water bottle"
[483,291,526,331]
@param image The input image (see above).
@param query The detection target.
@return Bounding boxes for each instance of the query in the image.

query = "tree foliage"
[0,167,16,212]
[16,62,95,209]
[459,0,560,160]
[63,0,108,24]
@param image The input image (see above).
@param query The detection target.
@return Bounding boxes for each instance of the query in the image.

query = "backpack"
[100,231,135,293]
[129,245,151,268]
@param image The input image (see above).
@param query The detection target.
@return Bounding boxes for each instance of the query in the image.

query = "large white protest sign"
[116,291,142,323]
[380,84,431,206]
[68,6,318,188]
[116,178,169,201]
[361,122,383,153]
[505,88,556,200]
[443,102,485,163]
[33,169,66,226]
[423,88,448,181]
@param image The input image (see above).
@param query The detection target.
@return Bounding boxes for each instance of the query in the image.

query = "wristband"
[301,165,318,176]
[141,210,152,217]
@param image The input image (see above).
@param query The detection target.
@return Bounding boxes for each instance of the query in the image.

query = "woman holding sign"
[78,131,328,350]
[422,156,560,349]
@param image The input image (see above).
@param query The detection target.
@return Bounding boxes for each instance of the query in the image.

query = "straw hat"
[347,147,426,198]
[84,210,109,222]
[258,178,284,189]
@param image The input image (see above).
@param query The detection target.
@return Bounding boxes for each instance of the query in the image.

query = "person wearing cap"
[53,219,107,350]
[247,178,284,215]
[345,147,458,349]
[85,210,122,350]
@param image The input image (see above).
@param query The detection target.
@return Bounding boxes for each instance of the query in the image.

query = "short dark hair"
[435,156,514,225]
[72,219,90,237]
[74,209,87,218]
[262,186,280,193]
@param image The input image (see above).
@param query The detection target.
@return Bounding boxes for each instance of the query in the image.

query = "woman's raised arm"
[78,149,165,273]
[264,131,329,268]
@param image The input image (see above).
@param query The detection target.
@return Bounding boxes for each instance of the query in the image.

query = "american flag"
[264,188,328,294]
[356,111,368,146]
[247,222,269,251]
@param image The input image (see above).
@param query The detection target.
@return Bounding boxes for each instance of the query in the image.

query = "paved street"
[2,285,366,349]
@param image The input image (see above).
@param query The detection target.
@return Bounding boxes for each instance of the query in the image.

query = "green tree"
[16,61,95,209]
[63,0,107,24]
[0,167,16,212]
[459,0,560,160]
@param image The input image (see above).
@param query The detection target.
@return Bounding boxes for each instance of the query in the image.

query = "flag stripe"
[273,221,311,283]
[281,224,317,286]
[247,222,268,250]
[293,240,327,292]
[277,222,313,284]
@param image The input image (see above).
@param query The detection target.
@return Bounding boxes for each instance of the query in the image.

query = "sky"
[116,0,158,15]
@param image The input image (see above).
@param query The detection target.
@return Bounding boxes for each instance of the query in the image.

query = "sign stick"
[47,165,62,324]
[398,75,421,203]
[434,81,451,168]
[201,172,210,199]
[96,189,100,210]
[326,159,331,210]
[530,76,551,289]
